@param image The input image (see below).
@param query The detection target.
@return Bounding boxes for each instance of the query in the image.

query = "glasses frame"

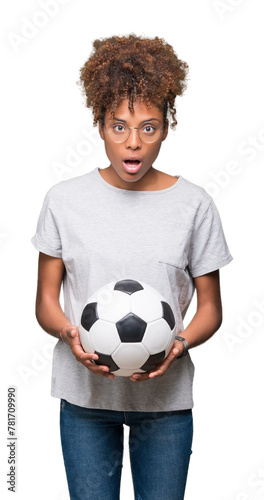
[105,125,164,144]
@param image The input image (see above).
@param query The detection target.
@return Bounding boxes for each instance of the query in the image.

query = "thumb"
[65,326,80,345]
[67,327,78,338]
[166,348,180,360]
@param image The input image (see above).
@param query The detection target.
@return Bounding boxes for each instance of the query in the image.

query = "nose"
[125,128,141,149]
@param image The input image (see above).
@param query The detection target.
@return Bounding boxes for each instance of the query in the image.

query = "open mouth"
[123,159,142,173]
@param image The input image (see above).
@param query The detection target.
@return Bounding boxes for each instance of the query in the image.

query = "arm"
[35,252,115,379]
[35,252,69,337]
[179,269,222,350]
[130,269,222,381]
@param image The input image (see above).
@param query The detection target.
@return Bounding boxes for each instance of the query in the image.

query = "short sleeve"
[31,188,62,258]
[188,198,233,278]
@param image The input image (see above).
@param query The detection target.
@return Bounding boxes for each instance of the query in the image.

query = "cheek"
[104,141,121,160]
[147,142,162,160]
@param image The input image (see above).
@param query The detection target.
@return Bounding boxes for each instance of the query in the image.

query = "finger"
[148,364,168,378]
[66,333,115,379]
[71,344,98,362]
[130,373,149,382]
[130,365,164,382]
[88,363,115,379]
[170,348,180,358]
[130,349,179,382]
[67,331,101,365]
[148,351,179,379]
[74,352,115,378]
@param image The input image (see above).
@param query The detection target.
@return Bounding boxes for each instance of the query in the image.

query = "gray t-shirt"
[31,167,233,411]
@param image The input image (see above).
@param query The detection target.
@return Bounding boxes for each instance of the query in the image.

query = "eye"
[142,124,157,134]
[112,123,126,133]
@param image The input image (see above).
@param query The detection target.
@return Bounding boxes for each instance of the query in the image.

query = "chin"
[115,166,142,181]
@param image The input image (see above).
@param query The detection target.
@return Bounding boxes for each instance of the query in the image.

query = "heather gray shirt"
[31,167,233,411]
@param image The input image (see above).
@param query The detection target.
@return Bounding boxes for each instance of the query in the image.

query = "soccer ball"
[79,279,176,377]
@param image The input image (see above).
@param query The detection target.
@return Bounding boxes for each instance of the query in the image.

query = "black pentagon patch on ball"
[94,352,119,372]
[116,313,147,342]
[114,279,143,295]
[140,351,166,372]
[81,302,98,331]
[161,301,175,330]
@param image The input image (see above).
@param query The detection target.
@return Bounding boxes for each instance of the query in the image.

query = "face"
[99,98,168,190]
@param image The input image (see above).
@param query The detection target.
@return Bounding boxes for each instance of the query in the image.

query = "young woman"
[32,34,233,500]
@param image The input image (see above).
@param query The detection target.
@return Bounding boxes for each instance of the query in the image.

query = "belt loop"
[124,411,130,426]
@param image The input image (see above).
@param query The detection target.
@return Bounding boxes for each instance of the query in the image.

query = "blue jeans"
[60,399,193,500]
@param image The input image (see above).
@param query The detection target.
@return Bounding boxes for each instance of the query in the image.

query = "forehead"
[105,98,163,122]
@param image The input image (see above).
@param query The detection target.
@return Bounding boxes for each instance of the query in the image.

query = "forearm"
[182,302,222,350]
[36,295,72,339]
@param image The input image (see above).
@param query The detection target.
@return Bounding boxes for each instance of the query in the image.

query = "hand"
[62,325,115,379]
[130,340,184,382]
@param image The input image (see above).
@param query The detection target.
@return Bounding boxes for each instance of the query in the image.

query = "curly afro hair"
[77,34,189,130]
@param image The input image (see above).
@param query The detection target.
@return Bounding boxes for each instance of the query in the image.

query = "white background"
[1,1,264,499]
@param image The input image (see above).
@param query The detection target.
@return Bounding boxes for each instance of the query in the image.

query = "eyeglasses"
[105,123,163,144]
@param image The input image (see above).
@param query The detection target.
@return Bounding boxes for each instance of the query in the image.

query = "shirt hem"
[190,253,233,278]
[31,236,62,259]
[51,391,194,412]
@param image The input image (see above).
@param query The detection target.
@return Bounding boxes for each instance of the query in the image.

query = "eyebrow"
[109,117,162,124]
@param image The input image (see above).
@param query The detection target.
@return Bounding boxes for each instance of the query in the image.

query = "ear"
[99,119,105,140]
[162,119,169,141]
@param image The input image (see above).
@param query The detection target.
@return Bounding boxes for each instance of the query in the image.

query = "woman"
[32,34,233,500]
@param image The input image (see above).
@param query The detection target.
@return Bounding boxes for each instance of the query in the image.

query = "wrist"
[175,335,189,358]
[59,324,71,345]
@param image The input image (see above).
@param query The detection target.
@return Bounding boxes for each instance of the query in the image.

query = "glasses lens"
[107,124,129,143]
[139,125,161,143]
[106,124,162,143]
